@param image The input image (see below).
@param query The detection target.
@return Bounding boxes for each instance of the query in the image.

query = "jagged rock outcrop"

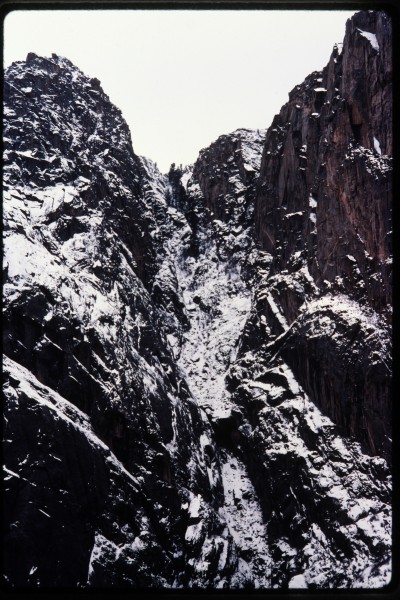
[193,129,265,229]
[2,53,253,589]
[2,10,392,591]
[252,10,392,460]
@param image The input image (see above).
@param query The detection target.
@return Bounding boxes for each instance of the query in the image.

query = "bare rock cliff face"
[193,129,265,229]
[253,10,392,460]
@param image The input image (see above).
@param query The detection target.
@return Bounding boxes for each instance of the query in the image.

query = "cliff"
[2,10,392,590]
[253,10,392,459]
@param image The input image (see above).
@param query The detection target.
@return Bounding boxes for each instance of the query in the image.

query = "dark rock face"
[279,297,391,459]
[3,10,392,591]
[253,10,392,460]
[193,129,265,229]
[3,54,243,589]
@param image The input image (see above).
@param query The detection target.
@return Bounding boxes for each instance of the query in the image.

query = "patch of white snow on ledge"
[357,28,379,52]
[373,136,382,155]
[288,573,308,588]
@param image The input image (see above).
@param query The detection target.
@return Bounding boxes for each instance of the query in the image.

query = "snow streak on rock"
[173,211,252,415]
[219,452,271,588]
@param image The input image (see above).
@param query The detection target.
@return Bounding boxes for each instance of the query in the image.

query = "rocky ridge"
[3,53,244,588]
[2,10,392,590]
[253,9,392,460]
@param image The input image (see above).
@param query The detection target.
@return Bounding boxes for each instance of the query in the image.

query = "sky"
[3,9,355,173]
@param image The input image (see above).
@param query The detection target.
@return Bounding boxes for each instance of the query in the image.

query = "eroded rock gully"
[3,10,392,590]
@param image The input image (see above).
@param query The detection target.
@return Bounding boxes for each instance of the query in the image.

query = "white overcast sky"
[3,9,355,172]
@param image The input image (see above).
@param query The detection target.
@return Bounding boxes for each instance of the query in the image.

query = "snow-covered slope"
[3,10,392,590]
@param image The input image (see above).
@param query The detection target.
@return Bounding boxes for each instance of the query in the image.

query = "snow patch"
[357,29,379,52]
[373,137,382,155]
[288,573,308,588]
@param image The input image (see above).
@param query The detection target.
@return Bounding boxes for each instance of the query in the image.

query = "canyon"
[2,10,392,590]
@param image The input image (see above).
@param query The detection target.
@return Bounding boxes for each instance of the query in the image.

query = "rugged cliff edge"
[3,53,246,588]
[253,10,392,460]
[2,10,392,590]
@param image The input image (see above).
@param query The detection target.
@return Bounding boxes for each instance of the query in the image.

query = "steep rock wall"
[252,10,392,459]
[2,54,248,588]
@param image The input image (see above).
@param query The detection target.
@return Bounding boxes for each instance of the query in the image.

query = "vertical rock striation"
[253,10,392,460]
